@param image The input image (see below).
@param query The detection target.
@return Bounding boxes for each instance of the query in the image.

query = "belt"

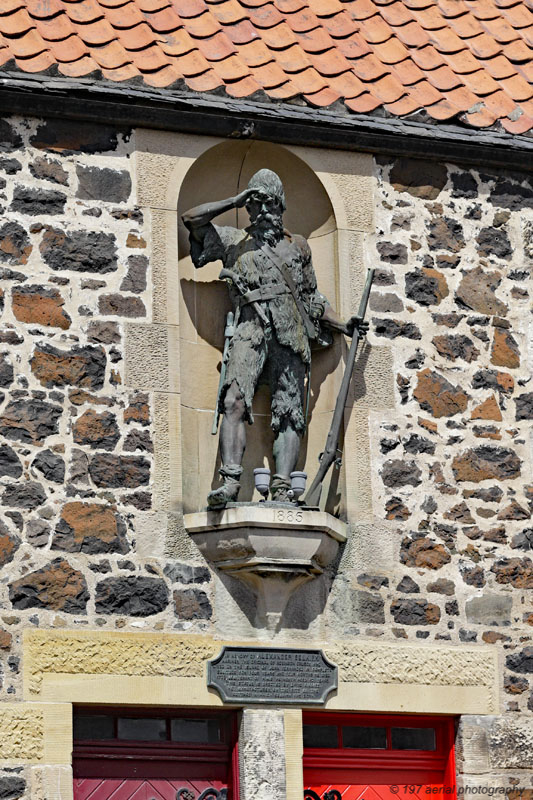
[240,284,290,306]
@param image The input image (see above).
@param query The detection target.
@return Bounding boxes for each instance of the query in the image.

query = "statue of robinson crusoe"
[183,169,368,508]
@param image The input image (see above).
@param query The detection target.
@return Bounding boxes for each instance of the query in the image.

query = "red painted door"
[73,778,227,800]
[303,714,456,800]
[72,709,237,800]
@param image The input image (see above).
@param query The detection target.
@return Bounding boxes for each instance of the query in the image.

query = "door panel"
[73,779,227,800]
[305,781,447,800]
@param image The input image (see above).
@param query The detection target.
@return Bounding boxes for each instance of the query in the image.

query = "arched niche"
[177,140,347,515]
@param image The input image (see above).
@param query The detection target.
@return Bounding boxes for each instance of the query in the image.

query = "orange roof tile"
[0,0,531,133]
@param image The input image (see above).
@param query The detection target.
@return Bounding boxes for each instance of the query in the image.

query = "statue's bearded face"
[246,189,284,244]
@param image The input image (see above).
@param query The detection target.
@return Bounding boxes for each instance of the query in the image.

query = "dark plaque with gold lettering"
[207,646,337,704]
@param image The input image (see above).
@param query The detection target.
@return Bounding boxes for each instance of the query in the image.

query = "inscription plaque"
[207,646,337,705]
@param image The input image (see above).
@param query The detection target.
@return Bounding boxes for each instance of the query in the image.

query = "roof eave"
[1,71,532,171]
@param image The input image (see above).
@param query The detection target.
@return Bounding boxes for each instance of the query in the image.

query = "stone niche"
[177,140,345,516]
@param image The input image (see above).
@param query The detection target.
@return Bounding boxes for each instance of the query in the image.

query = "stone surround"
[0,115,531,798]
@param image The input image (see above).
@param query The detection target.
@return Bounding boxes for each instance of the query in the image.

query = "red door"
[303,714,456,800]
[73,778,227,800]
[72,709,238,800]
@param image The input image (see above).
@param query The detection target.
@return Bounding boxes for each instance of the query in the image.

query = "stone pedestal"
[184,505,346,634]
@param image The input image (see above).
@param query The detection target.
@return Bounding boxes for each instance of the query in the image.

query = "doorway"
[72,707,239,800]
[303,713,456,800]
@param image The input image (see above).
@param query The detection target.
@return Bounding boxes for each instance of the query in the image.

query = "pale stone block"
[31,765,73,800]
[326,641,497,693]
[487,717,533,769]
[134,511,168,559]
[212,570,258,640]
[328,682,494,716]
[308,335,344,416]
[179,256,230,346]
[456,716,492,774]
[341,519,395,573]
[239,709,286,800]
[284,709,304,800]
[134,129,222,210]
[342,344,394,521]
[165,513,200,560]
[153,392,171,512]
[0,703,71,765]
[24,629,217,698]
[124,322,170,392]
[336,229,367,320]
[168,392,182,511]
[150,207,180,325]
[307,230,337,306]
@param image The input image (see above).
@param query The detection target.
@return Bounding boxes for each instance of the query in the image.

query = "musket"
[212,310,235,435]
[304,268,375,508]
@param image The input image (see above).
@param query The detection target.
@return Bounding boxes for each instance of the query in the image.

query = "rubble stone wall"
[0,114,531,798]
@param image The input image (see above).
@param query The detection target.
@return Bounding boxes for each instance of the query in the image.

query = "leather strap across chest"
[261,242,318,340]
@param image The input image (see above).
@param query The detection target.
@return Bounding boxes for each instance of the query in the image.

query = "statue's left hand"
[345,316,370,338]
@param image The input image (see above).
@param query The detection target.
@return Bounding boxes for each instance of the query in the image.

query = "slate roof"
[0,0,532,133]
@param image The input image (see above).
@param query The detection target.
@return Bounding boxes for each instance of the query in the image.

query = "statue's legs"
[268,338,307,502]
[207,381,246,508]
[272,423,301,502]
[219,381,246,466]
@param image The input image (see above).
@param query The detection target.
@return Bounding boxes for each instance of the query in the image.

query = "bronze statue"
[183,169,368,508]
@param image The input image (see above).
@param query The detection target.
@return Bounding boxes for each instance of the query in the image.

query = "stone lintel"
[23,629,497,717]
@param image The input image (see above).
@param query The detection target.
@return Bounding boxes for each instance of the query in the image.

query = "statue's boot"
[271,473,292,503]
[207,464,243,509]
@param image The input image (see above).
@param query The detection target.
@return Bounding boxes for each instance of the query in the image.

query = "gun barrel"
[304,268,375,507]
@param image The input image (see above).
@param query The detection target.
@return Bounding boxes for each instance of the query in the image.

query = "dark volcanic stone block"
[2,481,46,509]
[391,599,440,625]
[89,454,150,488]
[11,186,66,216]
[0,776,26,799]
[516,392,533,420]
[73,409,120,450]
[40,227,117,273]
[164,563,210,584]
[120,255,148,294]
[506,646,533,674]
[32,449,65,483]
[0,399,62,444]
[390,158,447,200]
[96,576,169,616]
[9,558,88,613]
[381,459,422,488]
[0,221,32,265]
[173,588,212,620]
[31,343,106,390]
[53,501,128,554]
[373,319,421,340]
[77,165,132,203]
[0,354,14,387]
[452,446,521,482]
[0,444,22,478]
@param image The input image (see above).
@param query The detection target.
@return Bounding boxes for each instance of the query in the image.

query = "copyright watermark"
[387,787,530,797]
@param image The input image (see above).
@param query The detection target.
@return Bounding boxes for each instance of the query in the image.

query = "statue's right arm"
[182,189,252,242]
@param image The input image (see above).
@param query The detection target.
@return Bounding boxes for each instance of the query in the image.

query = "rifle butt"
[303,479,322,508]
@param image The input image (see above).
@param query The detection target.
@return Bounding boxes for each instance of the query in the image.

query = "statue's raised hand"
[233,187,256,208]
